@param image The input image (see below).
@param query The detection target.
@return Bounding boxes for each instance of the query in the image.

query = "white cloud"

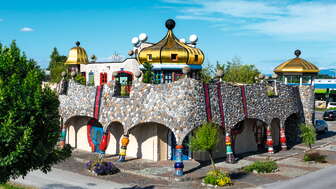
[20,27,34,32]
[165,0,336,41]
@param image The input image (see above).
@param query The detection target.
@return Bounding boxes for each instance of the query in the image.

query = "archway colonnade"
[58,113,300,176]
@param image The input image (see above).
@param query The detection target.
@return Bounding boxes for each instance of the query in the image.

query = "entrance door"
[169,131,190,160]
[91,125,104,153]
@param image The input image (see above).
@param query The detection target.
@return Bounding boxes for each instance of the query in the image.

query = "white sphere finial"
[179,38,186,43]
[131,37,139,46]
[139,33,148,42]
[189,34,198,43]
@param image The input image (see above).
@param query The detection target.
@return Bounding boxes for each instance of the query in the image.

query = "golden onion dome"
[137,19,204,65]
[274,50,319,73]
[65,41,89,65]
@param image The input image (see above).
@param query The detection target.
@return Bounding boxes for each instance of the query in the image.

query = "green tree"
[0,41,71,183]
[299,123,316,150]
[48,47,67,83]
[142,62,154,83]
[74,74,86,85]
[224,57,259,84]
[200,60,215,84]
[189,122,219,170]
[218,57,260,84]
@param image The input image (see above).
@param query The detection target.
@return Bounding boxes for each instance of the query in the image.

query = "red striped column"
[280,123,287,150]
[266,125,274,154]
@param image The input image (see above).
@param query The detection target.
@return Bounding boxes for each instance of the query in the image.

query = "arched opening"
[87,119,105,153]
[106,121,124,155]
[64,116,106,153]
[232,119,268,156]
[64,116,93,152]
[185,126,227,162]
[127,122,173,161]
[271,118,281,151]
[284,113,300,149]
[113,71,133,97]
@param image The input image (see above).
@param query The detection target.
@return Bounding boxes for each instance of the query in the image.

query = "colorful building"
[58,19,315,176]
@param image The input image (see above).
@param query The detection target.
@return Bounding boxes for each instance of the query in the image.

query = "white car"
[327,102,336,109]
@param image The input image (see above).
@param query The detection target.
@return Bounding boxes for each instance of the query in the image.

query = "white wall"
[80,58,141,86]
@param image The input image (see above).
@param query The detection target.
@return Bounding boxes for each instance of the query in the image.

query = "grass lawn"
[0,183,35,189]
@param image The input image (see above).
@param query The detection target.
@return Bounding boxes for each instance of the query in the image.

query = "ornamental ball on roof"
[165,19,175,30]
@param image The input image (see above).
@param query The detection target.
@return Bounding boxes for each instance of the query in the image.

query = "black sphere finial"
[295,49,301,57]
[76,41,80,47]
[165,19,176,30]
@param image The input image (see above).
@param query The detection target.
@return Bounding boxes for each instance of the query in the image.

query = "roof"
[274,50,319,74]
[65,41,89,65]
[137,19,204,65]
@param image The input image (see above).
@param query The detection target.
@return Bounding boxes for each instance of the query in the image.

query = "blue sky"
[1,0,336,74]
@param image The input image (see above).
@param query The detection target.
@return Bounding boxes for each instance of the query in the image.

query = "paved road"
[13,168,131,189]
[261,165,336,189]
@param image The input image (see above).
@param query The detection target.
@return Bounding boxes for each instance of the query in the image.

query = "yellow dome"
[274,50,319,73]
[137,19,204,65]
[65,41,89,65]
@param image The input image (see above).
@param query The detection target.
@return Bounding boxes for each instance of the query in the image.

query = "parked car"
[323,110,336,121]
[315,120,328,133]
[327,102,336,109]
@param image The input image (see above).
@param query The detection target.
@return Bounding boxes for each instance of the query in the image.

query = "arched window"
[100,72,108,85]
[88,72,94,86]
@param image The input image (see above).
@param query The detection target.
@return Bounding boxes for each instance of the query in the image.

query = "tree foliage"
[299,123,316,150]
[200,57,260,84]
[142,62,154,84]
[189,122,219,170]
[48,48,67,83]
[219,57,260,84]
[0,41,71,183]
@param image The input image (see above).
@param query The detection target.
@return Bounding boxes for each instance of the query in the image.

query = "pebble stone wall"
[59,78,314,144]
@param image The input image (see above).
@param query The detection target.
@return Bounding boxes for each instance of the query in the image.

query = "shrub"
[86,159,119,175]
[189,122,219,170]
[74,74,86,85]
[303,152,327,163]
[299,123,316,150]
[243,161,278,173]
[203,170,232,187]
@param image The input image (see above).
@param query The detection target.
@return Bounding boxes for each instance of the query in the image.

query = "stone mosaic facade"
[59,78,314,144]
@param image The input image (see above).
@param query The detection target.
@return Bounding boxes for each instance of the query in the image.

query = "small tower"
[274,50,319,85]
[65,41,89,73]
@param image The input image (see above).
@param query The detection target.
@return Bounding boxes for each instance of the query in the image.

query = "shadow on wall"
[128,122,171,161]
[64,116,94,149]
[285,113,300,149]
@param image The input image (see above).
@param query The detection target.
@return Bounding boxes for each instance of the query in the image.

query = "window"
[171,54,178,61]
[164,72,173,83]
[88,72,94,86]
[100,72,107,85]
[195,55,198,61]
[147,54,152,61]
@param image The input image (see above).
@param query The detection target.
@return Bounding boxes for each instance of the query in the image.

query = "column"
[284,77,288,84]
[118,134,129,162]
[225,132,235,163]
[59,125,66,148]
[280,123,287,150]
[266,125,274,154]
[256,126,262,151]
[299,76,303,86]
[174,145,184,176]
[99,132,109,155]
